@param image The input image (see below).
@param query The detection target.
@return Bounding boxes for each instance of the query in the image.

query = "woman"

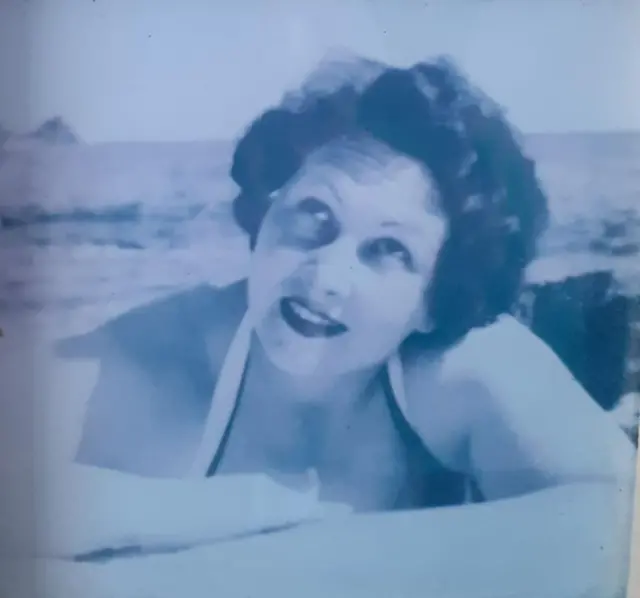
[46,55,635,592]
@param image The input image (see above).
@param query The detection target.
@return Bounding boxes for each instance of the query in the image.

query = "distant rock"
[29,117,80,145]
[518,270,635,412]
[1,117,80,151]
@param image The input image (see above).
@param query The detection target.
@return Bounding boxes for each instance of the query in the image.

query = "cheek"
[355,271,426,330]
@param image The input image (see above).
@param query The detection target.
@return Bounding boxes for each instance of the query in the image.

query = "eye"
[362,237,415,270]
[288,197,338,246]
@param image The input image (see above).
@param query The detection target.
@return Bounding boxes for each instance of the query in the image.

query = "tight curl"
[230,55,549,350]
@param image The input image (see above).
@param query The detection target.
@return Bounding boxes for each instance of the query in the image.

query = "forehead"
[287,136,439,217]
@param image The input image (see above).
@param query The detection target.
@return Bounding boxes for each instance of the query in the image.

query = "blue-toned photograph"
[0,1,638,597]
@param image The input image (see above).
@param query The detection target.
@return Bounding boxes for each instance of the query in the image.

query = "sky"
[1,0,639,143]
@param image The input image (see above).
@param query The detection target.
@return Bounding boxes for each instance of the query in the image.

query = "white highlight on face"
[248,136,447,379]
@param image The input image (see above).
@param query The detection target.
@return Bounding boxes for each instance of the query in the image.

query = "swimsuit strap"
[386,351,410,421]
[188,310,410,477]
[188,311,254,477]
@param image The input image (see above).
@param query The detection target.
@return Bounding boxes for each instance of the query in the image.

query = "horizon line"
[42,128,640,147]
[5,122,640,147]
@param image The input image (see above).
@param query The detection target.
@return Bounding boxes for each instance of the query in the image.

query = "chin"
[254,303,395,377]
[261,338,329,377]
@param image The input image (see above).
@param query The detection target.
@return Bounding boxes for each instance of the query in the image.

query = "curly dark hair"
[230,54,549,350]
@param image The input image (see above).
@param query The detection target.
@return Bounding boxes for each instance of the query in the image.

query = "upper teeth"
[291,301,331,325]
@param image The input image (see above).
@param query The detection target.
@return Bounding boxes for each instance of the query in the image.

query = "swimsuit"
[188,307,467,508]
[59,283,467,508]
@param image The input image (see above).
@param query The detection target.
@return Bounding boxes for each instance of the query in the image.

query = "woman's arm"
[37,462,335,559]
[35,341,339,559]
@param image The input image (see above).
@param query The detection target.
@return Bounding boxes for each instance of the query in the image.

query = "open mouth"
[279,297,348,339]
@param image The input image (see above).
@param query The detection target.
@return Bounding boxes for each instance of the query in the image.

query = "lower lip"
[279,298,348,339]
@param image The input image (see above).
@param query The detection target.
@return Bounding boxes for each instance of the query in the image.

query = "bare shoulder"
[439,315,572,389]
[54,281,245,362]
[396,320,534,471]
[413,314,598,424]
[61,282,247,472]
[404,316,635,490]
[402,315,549,419]
[401,316,625,470]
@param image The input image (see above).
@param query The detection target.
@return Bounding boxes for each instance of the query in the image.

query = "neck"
[240,335,390,475]
[245,334,382,415]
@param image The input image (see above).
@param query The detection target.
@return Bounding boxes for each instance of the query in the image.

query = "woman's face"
[248,138,447,377]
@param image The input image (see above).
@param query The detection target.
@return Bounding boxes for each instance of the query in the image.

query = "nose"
[308,237,358,300]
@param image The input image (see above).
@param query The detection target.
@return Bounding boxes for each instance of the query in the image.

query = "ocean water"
[1,130,639,337]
